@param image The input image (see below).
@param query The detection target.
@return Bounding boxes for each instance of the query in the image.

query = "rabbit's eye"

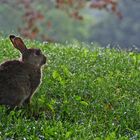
[35,49,41,56]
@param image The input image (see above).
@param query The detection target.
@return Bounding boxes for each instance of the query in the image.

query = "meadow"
[0,38,140,139]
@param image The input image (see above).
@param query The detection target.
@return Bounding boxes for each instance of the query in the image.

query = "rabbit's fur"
[0,35,46,107]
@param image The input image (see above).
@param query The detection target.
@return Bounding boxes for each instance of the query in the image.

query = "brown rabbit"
[0,35,46,107]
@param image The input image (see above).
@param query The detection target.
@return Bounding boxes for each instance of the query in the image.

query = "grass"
[0,38,140,139]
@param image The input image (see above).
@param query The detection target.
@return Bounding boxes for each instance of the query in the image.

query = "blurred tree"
[89,0,140,48]
[0,0,121,41]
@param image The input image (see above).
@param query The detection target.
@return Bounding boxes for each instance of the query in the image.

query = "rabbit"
[0,35,46,107]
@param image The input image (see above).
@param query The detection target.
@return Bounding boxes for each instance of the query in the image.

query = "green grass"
[0,38,140,140]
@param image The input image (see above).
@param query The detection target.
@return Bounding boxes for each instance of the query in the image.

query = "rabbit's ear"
[9,35,27,53]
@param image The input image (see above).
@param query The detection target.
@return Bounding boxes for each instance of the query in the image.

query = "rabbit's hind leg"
[23,95,32,105]
[0,97,22,107]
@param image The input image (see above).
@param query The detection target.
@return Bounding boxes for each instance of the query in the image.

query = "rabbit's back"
[0,60,31,106]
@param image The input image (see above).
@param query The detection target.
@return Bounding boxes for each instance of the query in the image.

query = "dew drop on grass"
[38,135,45,139]
[124,112,127,115]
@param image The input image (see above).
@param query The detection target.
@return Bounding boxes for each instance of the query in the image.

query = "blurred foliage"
[90,0,140,48]
[0,0,139,48]
[0,0,93,42]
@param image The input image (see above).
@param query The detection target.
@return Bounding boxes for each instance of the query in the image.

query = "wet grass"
[0,38,140,139]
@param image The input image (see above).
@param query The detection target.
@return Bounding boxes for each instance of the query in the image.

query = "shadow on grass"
[1,103,54,121]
